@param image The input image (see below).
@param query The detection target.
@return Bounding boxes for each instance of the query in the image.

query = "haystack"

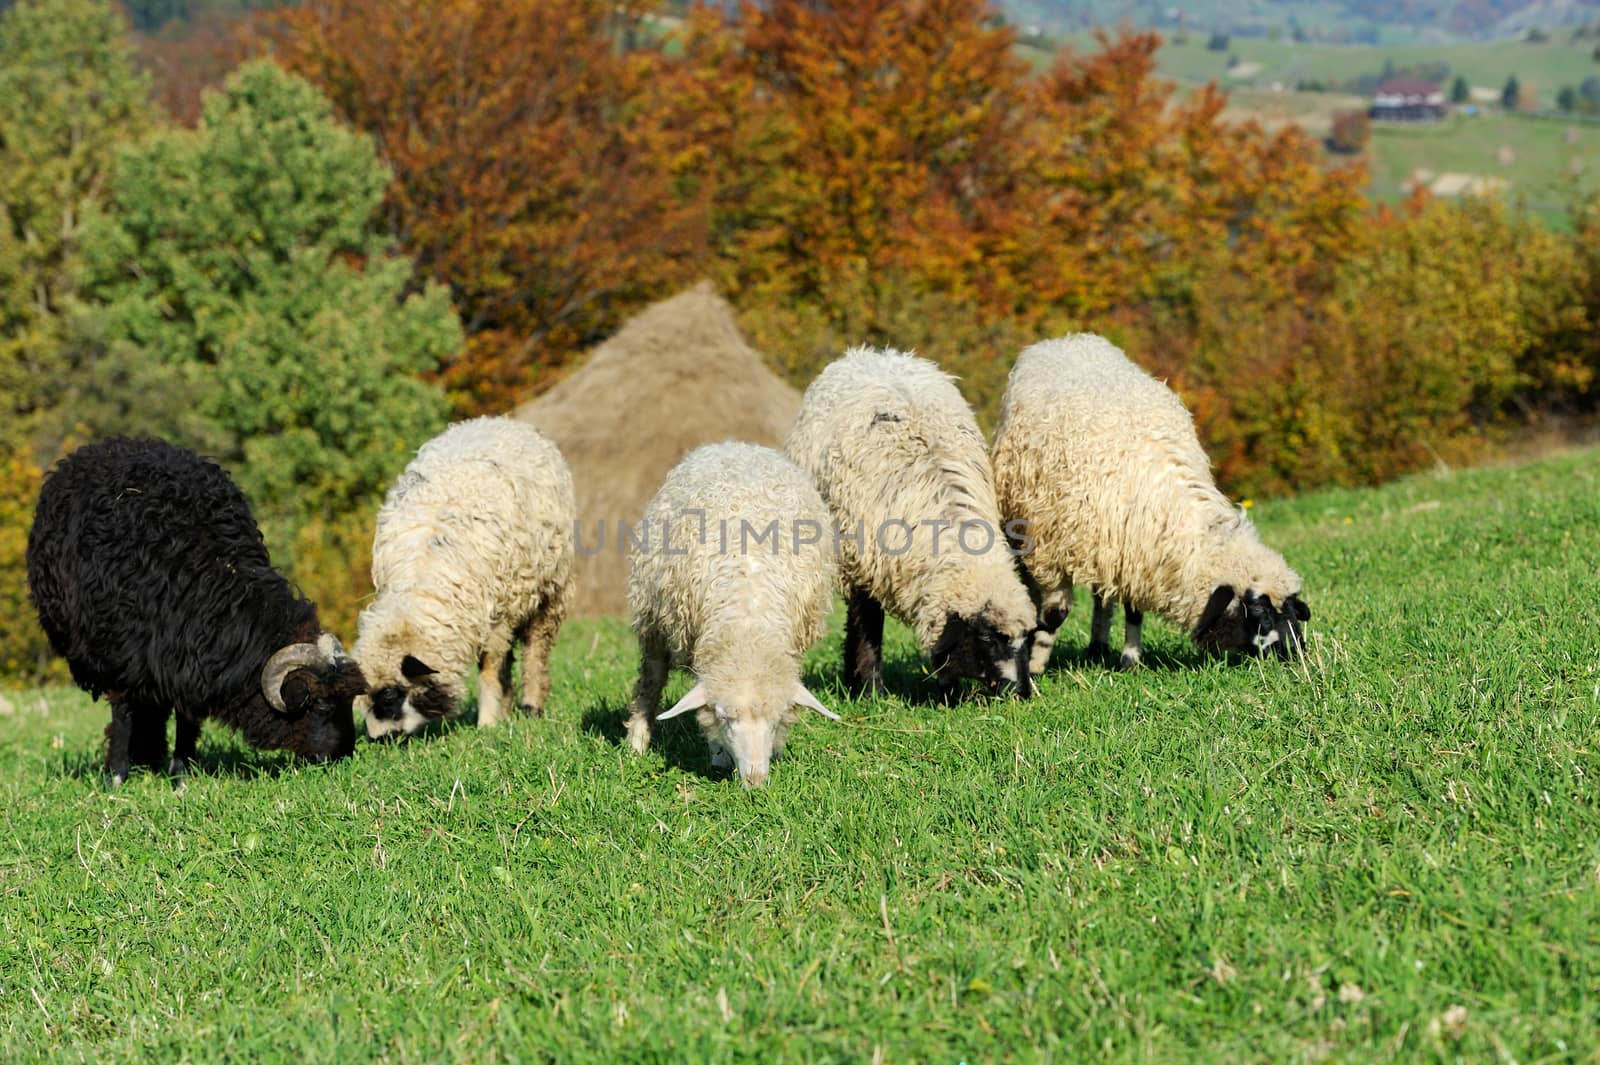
[513,282,801,616]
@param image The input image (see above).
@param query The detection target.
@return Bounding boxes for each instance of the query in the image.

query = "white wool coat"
[355,416,576,704]
[628,441,836,728]
[786,346,1035,650]
[992,334,1301,632]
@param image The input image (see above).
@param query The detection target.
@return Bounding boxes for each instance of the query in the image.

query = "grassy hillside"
[1367,110,1598,217]
[1153,31,1600,102]
[1045,29,1600,104]
[1044,30,1600,223]
[3,447,1599,1060]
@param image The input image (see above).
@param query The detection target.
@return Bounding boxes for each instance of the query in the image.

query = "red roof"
[1376,78,1441,97]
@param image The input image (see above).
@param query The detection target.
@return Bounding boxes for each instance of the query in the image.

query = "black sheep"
[26,437,365,785]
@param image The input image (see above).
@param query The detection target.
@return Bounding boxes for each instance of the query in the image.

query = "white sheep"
[991,333,1309,672]
[356,416,576,738]
[786,346,1036,701]
[626,442,839,787]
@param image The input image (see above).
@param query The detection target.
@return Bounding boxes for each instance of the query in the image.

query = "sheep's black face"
[276,659,364,761]
[363,655,457,740]
[931,613,1034,702]
[1194,586,1310,659]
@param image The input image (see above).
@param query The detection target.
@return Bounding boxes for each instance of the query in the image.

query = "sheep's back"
[26,437,312,712]
[371,417,576,631]
[994,336,1227,606]
[629,443,835,665]
[787,347,1008,623]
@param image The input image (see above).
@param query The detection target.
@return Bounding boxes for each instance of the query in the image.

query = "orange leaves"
[712,0,1034,311]
[274,0,707,412]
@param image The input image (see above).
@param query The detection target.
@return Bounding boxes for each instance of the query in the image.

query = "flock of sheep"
[24,333,1308,788]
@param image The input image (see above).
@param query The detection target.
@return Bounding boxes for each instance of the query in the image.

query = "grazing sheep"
[786,346,1035,701]
[355,417,575,740]
[26,437,365,785]
[991,333,1310,672]
[626,442,839,787]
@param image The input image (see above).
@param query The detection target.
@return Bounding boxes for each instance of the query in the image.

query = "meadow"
[1,446,1598,1061]
[1137,32,1600,104]
[1367,111,1599,218]
[1033,29,1600,225]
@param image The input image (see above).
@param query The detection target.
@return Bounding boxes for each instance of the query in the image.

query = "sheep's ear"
[658,681,709,720]
[793,683,840,721]
[400,654,438,681]
[1193,585,1236,639]
[1287,594,1311,622]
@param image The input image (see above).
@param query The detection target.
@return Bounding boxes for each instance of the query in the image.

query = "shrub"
[0,446,61,684]
[1328,110,1372,154]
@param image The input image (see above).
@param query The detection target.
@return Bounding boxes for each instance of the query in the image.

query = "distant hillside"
[999,0,1600,42]
[0,0,281,32]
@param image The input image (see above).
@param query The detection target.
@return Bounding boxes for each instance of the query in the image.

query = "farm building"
[513,282,800,616]
[1371,78,1447,122]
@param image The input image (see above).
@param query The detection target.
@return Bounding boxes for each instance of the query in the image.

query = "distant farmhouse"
[1371,79,1447,122]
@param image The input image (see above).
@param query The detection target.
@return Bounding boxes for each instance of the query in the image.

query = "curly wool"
[627,442,836,768]
[25,436,358,762]
[992,334,1302,633]
[786,347,1035,652]
[355,417,576,730]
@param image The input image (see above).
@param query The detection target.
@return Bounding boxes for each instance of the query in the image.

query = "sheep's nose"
[741,767,769,788]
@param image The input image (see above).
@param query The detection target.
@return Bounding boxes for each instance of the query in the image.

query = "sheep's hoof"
[624,716,651,755]
[847,675,886,699]
[1115,652,1142,672]
[516,702,544,718]
[168,756,189,779]
[109,772,127,790]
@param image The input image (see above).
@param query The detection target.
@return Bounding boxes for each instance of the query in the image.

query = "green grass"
[1367,111,1599,218]
[1035,32,1600,224]
[4,448,1600,1060]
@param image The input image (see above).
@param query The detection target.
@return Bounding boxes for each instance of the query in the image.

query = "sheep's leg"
[105,694,166,787]
[476,639,512,727]
[169,712,200,779]
[1027,582,1072,677]
[516,604,564,717]
[844,587,886,698]
[1118,608,1145,671]
[1089,593,1116,662]
[129,702,171,769]
[626,632,670,754]
[106,695,135,789]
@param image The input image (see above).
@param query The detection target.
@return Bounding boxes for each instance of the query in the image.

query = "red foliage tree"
[698,0,1037,311]
[274,0,709,412]
[136,9,267,126]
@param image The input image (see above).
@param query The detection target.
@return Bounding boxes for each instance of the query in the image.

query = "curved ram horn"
[260,638,336,714]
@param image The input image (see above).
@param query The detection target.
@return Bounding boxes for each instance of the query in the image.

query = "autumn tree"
[136,5,269,125]
[274,0,708,412]
[1025,31,1365,317]
[1328,109,1372,153]
[679,0,1069,397]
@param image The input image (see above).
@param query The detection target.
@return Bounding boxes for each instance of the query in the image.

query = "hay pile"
[514,282,801,617]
